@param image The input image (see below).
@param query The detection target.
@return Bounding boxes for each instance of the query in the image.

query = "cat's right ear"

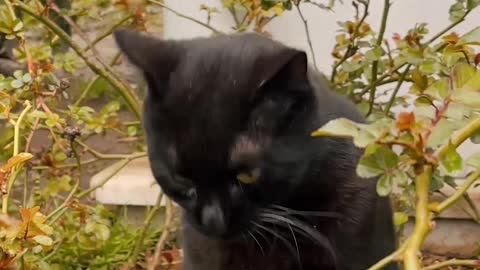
[113,30,179,80]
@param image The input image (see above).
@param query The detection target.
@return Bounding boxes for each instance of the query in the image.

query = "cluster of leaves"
[0,0,170,268]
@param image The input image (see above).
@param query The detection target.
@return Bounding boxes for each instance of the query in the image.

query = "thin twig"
[130,193,164,267]
[366,0,390,117]
[147,0,223,34]
[148,198,174,270]
[295,3,318,71]
[384,64,411,115]
[83,14,134,53]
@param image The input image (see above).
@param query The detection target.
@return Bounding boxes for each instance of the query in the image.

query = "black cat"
[114,30,398,270]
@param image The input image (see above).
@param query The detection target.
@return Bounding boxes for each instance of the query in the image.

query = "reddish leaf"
[396,112,416,131]
[475,53,480,67]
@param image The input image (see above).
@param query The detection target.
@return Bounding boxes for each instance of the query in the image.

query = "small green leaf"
[459,72,480,92]
[451,91,480,108]
[33,235,53,246]
[424,78,448,100]
[356,144,399,179]
[449,2,466,22]
[466,153,480,169]
[54,152,67,162]
[377,175,393,196]
[127,126,137,137]
[22,73,32,83]
[10,80,23,89]
[427,119,457,147]
[453,63,476,90]
[12,21,23,32]
[393,212,409,226]
[440,142,464,173]
[365,47,384,62]
[458,26,480,45]
[341,60,363,72]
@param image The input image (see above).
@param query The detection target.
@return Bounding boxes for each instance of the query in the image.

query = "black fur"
[114,30,398,270]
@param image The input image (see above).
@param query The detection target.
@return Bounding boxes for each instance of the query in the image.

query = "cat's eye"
[236,167,261,184]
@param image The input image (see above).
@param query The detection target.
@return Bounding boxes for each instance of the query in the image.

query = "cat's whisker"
[251,226,272,247]
[248,230,265,255]
[268,204,342,218]
[258,212,337,268]
[287,223,300,262]
[251,221,302,268]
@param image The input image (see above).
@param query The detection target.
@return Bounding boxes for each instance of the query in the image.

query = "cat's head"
[115,31,316,238]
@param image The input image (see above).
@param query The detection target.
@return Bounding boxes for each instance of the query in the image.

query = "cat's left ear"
[252,47,308,89]
[113,30,180,79]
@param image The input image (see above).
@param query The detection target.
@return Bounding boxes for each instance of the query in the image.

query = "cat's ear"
[113,30,179,79]
[252,48,308,89]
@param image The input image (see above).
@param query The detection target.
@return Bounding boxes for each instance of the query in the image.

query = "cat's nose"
[201,202,227,235]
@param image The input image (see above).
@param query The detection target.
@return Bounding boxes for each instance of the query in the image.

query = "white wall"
[161,0,480,157]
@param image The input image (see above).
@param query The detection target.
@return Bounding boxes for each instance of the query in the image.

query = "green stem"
[432,171,480,214]
[384,64,411,115]
[83,14,134,53]
[13,0,141,119]
[74,52,122,107]
[366,0,390,117]
[2,101,32,214]
[295,3,318,71]
[435,118,480,159]
[367,239,408,270]
[404,165,432,270]
[129,193,164,267]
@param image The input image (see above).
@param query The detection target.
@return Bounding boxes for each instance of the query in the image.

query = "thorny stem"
[422,259,480,270]
[295,3,318,71]
[148,198,174,270]
[403,165,432,270]
[2,101,32,214]
[366,0,390,117]
[129,193,164,267]
[147,0,223,34]
[384,64,411,115]
[13,0,142,119]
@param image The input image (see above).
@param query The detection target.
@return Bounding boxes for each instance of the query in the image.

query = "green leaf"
[341,60,363,72]
[127,126,137,137]
[445,103,471,120]
[356,144,399,178]
[451,91,480,108]
[466,153,480,169]
[33,235,53,246]
[453,63,476,90]
[12,21,23,32]
[424,78,448,100]
[10,80,23,89]
[54,152,67,162]
[458,26,480,45]
[22,73,32,83]
[365,47,384,62]
[467,0,480,9]
[459,72,480,92]
[393,212,409,226]
[427,119,457,147]
[440,142,464,173]
[449,2,466,22]
[377,175,393,196]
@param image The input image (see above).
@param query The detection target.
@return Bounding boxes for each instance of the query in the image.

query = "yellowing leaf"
[16,206,53,239]
[0,152,33,172]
